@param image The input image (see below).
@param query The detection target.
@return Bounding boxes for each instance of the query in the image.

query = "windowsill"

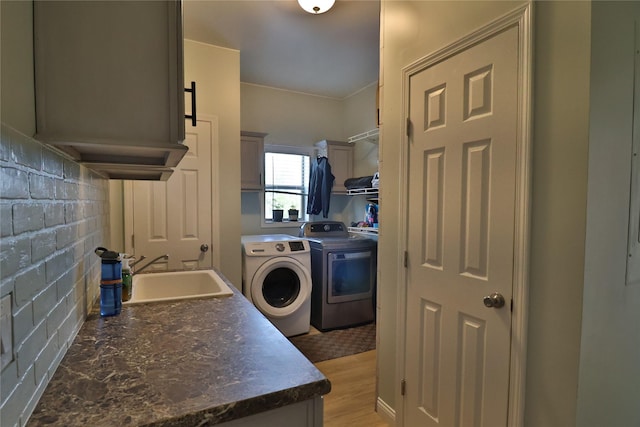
[261,220,305,229]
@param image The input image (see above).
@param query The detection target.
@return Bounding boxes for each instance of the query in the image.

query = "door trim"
[124,114,220,269]
[396,4,532,426]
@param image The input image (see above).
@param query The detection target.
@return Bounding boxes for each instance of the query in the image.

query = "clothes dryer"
[241,235,312,337]
[299,221,377,331]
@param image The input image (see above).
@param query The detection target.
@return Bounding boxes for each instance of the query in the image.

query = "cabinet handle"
[185,81,197,127]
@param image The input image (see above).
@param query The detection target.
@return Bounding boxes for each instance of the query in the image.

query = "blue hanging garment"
[307,156,335,218]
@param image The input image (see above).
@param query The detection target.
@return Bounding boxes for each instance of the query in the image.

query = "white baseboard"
[376,397,396,426]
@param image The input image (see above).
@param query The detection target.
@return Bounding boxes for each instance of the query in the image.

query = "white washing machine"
[241,234,312,337]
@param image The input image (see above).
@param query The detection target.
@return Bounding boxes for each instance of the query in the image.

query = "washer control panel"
[243,238,310,256]
[288,241,306,252]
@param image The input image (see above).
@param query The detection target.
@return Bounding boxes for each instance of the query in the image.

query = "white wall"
[184,40,242,286]
[344,83,379,178]
[525,3,591,425]
[241,83,344,147]
[577,2,640,426]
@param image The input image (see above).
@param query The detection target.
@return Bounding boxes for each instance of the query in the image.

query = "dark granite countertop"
[27,270,331,426]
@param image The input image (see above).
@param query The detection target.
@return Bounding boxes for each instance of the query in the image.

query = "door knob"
[200,244,209,253]
[483,292,505,308]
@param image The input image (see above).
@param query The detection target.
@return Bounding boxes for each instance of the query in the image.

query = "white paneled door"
[132,117,217,271]
[404,26,519,426]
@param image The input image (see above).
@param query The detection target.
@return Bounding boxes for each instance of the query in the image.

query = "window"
[264,145,311,224]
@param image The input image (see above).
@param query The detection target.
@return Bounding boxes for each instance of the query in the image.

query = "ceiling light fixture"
[297,0,335,14]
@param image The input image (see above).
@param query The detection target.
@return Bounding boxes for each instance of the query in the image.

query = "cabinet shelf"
[347,128,379,144]
[348,226,379,235]
[348,188,379,233]
[347,187,379,196]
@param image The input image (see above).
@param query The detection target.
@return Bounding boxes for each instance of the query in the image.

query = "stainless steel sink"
[125,270,233,304]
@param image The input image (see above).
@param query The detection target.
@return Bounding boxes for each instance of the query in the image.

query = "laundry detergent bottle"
[95,247,122,317]
[365,203,378,227]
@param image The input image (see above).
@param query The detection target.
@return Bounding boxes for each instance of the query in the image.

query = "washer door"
[250,257,311,318]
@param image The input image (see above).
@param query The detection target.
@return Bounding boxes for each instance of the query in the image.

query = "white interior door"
[404,26,518,426]
[131,117,217,271]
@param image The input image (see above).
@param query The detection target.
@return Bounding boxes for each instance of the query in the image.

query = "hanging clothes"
[307,156,335,218]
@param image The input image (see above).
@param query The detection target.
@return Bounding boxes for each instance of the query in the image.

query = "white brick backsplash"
[44,249,74,283]
[33,333,60,383]
[29,174,55,200]
[41,149,63,177]
[0,359,19,401]
[23,372,49,427]
[0,129,10,162]
[14,264,46,307]
[43,203,64,227]
[13,203,45,234]
[45,298,68,338]
[64,202,80,223]
[57,300,84,349]
[64,181,79,200]
[0,204,12,237]
[11,135,42,171]
[0,168,29,199]
[16,320,46,377]
[55,224,77,249]
[31,231,56,263]
[55,269,75,302]
[0,236,31,278]
[63,160,81,181]
[0,366,36,427]
[0,124,109,426]
[54,179,66,202]
[71,240,85,263]
[0,279,13,300]
[12,303,34,347]
[32,286,58,327]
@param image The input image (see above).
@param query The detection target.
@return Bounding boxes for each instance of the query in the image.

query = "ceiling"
[183,0,381,99]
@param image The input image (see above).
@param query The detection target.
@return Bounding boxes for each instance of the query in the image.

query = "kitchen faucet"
[133,254,169,275]
[129,255,147,267]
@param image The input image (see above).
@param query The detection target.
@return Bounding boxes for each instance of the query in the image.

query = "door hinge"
[511,298,514,312]
[404,251,408,268]
[131,234,135,250]
[406,118,412,137]
[401,379,406,396]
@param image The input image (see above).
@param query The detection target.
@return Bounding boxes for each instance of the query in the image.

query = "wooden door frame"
[124,114,220,269]
[395,4,533,426]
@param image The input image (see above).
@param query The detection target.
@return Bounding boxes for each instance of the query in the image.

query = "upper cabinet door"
[34,0,187,171]
[241,131,266,191]
[316,140,353,194]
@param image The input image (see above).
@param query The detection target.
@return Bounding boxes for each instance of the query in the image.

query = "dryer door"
[250,257,311,318]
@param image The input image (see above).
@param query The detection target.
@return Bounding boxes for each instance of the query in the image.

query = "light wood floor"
[315,350,390,427]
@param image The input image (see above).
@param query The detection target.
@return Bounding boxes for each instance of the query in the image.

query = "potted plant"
[288,205,299,222]
[272,201,284,222]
